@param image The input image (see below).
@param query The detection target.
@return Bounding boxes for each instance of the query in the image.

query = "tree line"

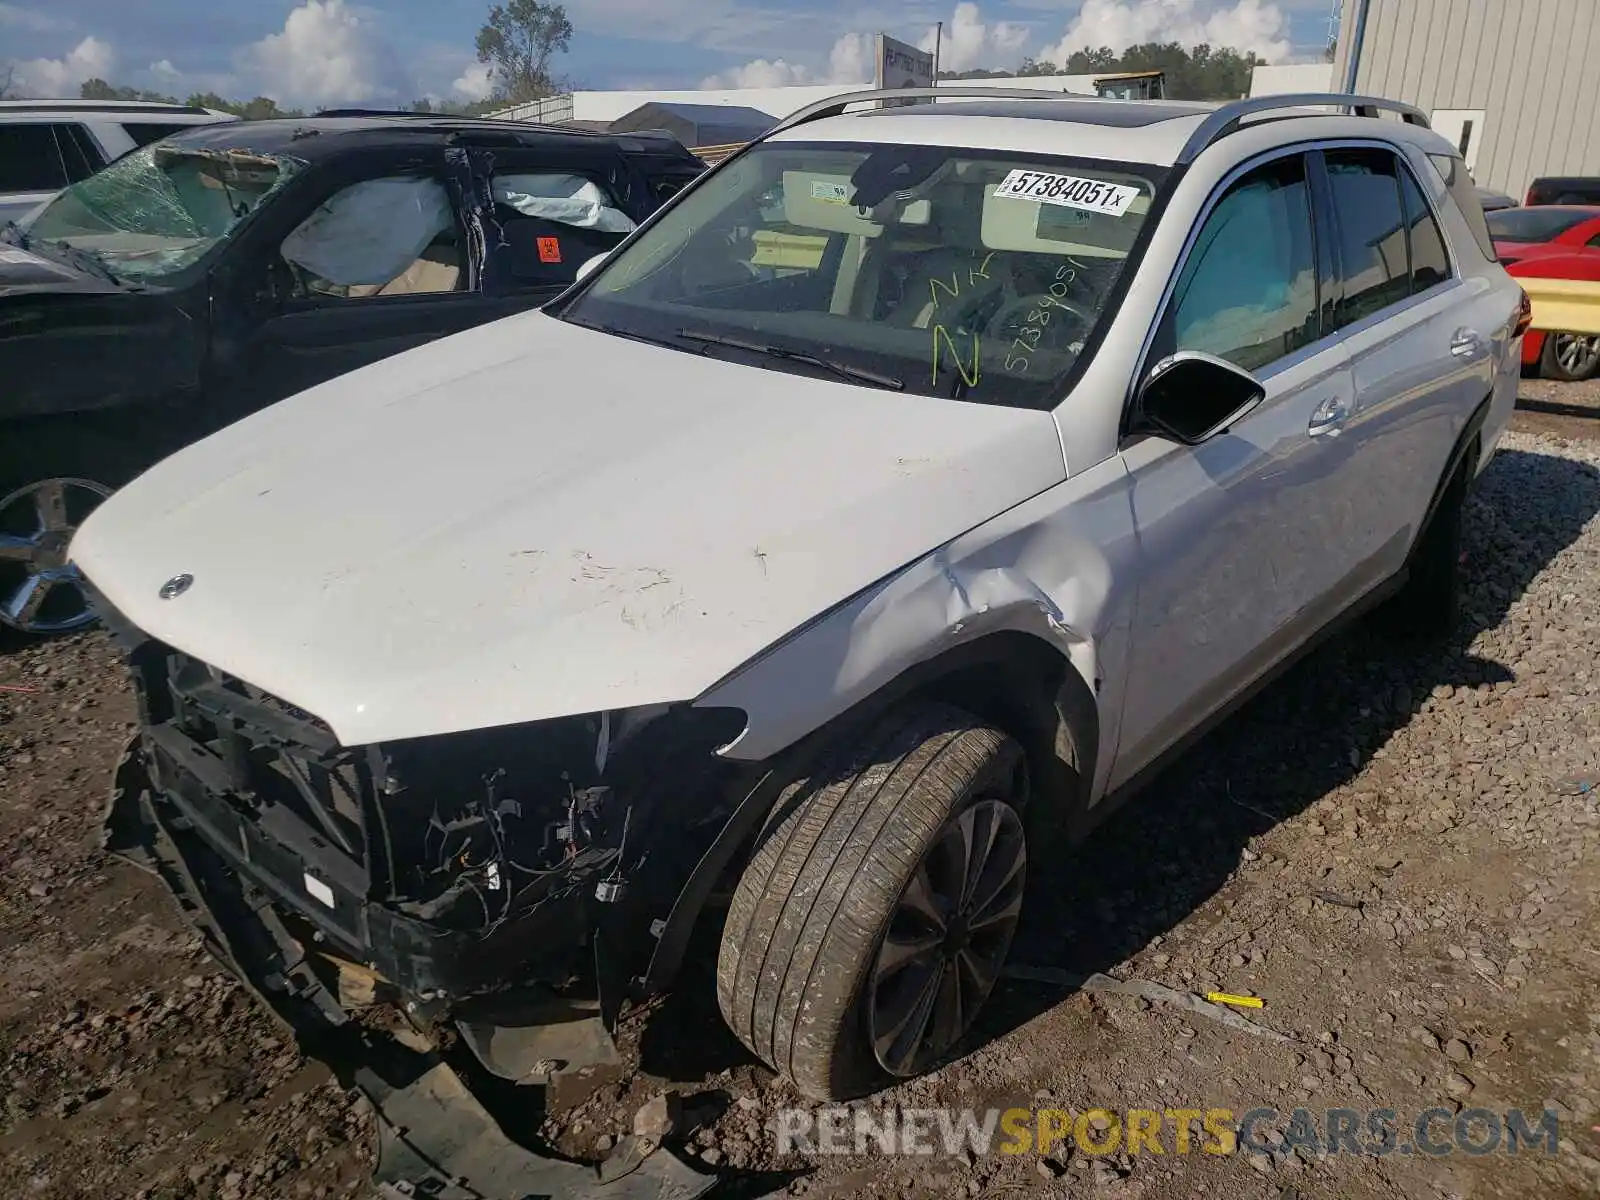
[38,10,1272,117]
[945,42,1268,102]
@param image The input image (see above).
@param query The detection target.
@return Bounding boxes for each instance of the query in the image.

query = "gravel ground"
[3,392,1600,1200]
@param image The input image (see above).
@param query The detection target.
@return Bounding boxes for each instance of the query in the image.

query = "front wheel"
[716,702,1028,1100]
[0,427,135,635]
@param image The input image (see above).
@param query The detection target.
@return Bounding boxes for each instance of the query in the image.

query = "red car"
[1487,205,1600,380]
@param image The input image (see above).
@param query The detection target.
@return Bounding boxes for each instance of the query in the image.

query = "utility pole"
[1339,0,1371,93]
[932,21,942,85]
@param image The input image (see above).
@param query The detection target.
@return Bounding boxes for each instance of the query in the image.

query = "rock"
[1443,1038,1472,1062]
[700,1147,722,1166]
[1412,1026,1441,1051]
[632,1094,679,1142]
[1445,1073,1475,1098]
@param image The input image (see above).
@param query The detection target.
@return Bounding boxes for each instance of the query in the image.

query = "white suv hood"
[72,312,1066,746]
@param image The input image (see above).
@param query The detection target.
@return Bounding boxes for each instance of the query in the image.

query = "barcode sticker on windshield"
[993,170,1139,216]
[811,180,850,205]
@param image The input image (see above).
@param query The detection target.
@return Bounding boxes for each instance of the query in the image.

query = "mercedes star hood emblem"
[159,574,194,600]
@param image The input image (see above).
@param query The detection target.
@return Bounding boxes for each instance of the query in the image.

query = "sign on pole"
[874,33,934,106]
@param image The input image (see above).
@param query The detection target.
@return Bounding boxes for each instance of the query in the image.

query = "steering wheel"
[985,292,1097,355]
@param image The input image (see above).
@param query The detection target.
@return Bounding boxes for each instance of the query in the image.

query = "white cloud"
[701,2,1022,91]
[451,61,494,102]
[11,35,113,98]
[149,59,180,81]
[700,31,872,89]
[918,2,1028,73]
[241,0,408,108]
[1041,0,1291,65]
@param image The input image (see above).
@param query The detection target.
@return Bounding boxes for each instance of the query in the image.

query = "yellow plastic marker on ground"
[1207,992,1264,1009]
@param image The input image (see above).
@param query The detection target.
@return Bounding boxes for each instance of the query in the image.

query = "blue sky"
[2,0,1337,108]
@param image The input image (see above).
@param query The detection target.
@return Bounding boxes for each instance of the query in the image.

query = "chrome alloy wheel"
[0,476,112,633]
[867,796,1027,1077]
[1552,332,1600,379]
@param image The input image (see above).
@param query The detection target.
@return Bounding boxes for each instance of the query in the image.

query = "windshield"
[559,140,1168,407]
[21,143,302,282]
[1485,207,1596,244]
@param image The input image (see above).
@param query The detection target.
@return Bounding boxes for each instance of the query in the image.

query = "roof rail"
[771,86,1091,135]
[1174,92,1430,163]
[765,86,1431,161]
[0,100,215,116]
[314,108,463,118]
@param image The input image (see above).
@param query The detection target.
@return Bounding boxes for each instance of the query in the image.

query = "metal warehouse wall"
[1332,0,1600,197]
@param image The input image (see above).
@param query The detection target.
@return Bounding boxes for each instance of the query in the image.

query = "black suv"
[0,113,703,634]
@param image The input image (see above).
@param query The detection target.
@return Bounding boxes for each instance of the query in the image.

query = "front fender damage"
[104,737,717,1200]
[699,466,1136,788]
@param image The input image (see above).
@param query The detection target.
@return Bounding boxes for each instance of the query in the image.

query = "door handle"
[1307,395,1349,438]
[1451,328,1484,358]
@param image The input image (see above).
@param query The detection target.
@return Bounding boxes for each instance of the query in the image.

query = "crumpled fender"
[699,454,1140,802]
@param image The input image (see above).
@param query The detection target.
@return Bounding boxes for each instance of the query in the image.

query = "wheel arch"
[644,629,1100,997]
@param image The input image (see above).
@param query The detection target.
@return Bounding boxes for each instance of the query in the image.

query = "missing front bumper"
[104,737,717,1200]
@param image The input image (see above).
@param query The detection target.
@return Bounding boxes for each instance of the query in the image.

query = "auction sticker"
[993,170,1139,215]
[811,180,851,204]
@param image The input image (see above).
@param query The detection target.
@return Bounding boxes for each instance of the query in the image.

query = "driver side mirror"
[575,253,609,284]
[1134,351,1266,445]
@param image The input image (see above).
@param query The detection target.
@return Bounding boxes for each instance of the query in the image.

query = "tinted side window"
[1325,149,1411,325]
[1164,154,1319,373]
[55,124,101,182]
[1399,167,1450,291]
[1427,152,1495,260]
[0,124,68,192]
[65,125,107,175]
[124,122,196,148]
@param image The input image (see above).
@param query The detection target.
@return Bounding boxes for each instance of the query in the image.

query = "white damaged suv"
[74,89,1526,1121]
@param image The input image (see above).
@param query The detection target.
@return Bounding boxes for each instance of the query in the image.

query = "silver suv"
[72,87,1525,1188]
[0,99,235,225]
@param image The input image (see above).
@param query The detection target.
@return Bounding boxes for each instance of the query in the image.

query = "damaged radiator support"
[91,597,757,1199]
[105,736,719,1200]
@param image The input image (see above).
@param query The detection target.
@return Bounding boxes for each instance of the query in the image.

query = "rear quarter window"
[123,122,202,149]
[1428,153,1496,261]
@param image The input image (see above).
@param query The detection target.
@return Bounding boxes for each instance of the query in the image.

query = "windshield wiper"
[35,239,128,288]
[571,319,684,351]
[677,329,905,391]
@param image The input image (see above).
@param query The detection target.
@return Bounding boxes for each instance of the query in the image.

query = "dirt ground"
[3,383,1600,1200]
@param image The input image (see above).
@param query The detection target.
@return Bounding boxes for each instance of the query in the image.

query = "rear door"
[474,145,646,304]
[1113,149,1362,787]
[1315,144,1492,599]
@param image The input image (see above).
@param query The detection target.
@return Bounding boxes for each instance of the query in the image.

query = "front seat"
[344,238,463,298]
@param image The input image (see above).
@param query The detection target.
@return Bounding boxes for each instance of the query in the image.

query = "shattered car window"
[280,175,462,299]
[23,143,301,281]
[560,140,1167,408]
